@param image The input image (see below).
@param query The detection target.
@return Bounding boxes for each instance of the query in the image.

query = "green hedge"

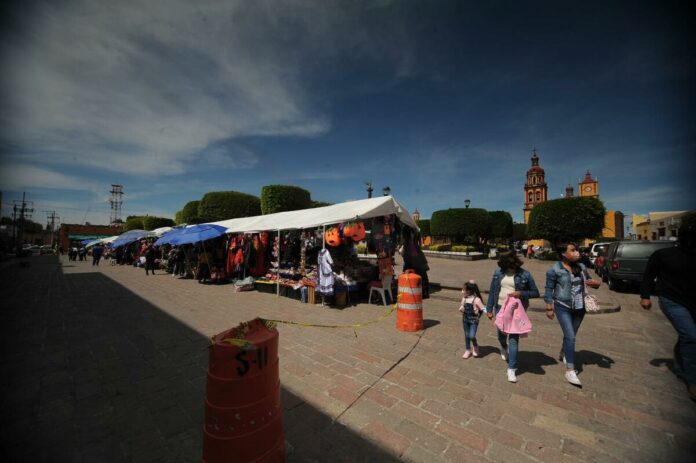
[142,216,175,231]
[123,216,145,232]
[198,191,261,222]
[311,201,333,208]
[416,219,430,236]
[260,185,312,214]
[489,211,513,241]
[178,200,203,225]
[512,223,528,241]
[431,208,491,243]
[528,197,605,245]
[451,245,476,252]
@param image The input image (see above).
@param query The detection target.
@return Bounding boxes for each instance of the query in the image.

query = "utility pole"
[13,192,34,252]
[44,210,59,247]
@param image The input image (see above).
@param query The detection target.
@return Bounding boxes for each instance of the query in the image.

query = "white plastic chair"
[368,274,394,306]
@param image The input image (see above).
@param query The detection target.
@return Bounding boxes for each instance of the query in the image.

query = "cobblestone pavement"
[2,255,695,462]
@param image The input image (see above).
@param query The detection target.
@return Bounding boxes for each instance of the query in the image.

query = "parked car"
[603,240,676,291]
[578,246,592,268]
[589,242,611,267]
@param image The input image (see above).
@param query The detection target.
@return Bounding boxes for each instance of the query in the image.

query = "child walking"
[459,280,487,359]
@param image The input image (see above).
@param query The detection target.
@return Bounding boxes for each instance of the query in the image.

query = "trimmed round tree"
[431,208,491,244]
[142,216,175,231]
[123,216,145,232]
[178,200,203,224]
[416,219,430,236]
[512,223,528,241]
[198,191,261,222]
[488,211,513,242]
[260,185,312,215]
[527,196,606,245]
[310,200,333,208]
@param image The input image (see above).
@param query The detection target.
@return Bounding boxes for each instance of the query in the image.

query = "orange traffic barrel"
[396,270,423,332]
[202,318,284,463]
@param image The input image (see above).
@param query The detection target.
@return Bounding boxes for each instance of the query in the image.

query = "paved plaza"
[1,254,695,462]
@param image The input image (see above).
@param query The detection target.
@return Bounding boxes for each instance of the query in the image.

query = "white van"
[589,242,611,265]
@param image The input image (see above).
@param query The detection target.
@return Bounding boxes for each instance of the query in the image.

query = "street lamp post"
[465,199,471,209]
[365,182,373,199]
[382,186,391,196]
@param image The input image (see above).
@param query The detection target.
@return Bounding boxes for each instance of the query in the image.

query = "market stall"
[205,196,422,306]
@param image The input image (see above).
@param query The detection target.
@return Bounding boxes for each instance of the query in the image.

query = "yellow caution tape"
[211,294,404,349]
[262,303,397,330]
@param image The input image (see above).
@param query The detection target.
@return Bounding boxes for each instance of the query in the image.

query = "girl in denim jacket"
[544,242,601,387]
[486,251,540,383]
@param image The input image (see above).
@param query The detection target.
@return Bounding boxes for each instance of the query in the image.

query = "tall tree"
[198,191,261,222]
[260,185,312,214]
[528,197,606,245]
[488,211,513,242]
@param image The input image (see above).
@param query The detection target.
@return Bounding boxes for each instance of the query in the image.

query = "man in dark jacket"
[641,215,696,402]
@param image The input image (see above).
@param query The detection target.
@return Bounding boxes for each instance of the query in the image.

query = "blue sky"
[1,0,694,228]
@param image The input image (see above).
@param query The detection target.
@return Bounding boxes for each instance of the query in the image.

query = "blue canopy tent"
[168,224,227,246]
[111,230,156,249]
[153,226,189,247]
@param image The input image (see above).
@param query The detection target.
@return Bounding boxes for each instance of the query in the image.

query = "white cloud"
[0,164,101,192]
[0,0,333,176]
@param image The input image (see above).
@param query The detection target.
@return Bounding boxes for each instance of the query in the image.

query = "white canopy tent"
[210,196,419,233]
[84,235,119,248]
[152,226,173,237]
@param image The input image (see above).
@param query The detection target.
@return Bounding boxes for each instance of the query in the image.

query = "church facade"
[523,150,624,242]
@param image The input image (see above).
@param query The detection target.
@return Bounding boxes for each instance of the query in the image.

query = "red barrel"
[396,270,424,332]
[202,318,284,463]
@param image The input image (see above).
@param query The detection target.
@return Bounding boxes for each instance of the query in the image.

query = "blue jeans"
[659,297,696,385]
[554,302,586,370]
[495,304,519,370]
[462,316,479,350]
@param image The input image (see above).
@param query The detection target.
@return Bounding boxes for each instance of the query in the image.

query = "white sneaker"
[507,368,517,383]
[565,370,582,387]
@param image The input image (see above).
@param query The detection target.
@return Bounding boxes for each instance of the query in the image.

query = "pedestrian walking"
[544,242,601,387]
[527,245,534,259]
[486,251,540,383]
[144,244,156,275]
[92,244,104,266]
[640,218,696,402]
[459,280,486,359]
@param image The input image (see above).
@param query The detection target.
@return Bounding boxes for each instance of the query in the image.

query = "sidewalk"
[1,255,694,462]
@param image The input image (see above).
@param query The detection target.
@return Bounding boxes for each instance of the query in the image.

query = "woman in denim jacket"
[486,251,540,383]
[544,242,601,387]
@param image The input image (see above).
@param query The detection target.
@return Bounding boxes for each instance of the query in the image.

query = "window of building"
[658,228,665,238]
[528,192,532,202]
[671,229,677,237]
[536,191,541,201]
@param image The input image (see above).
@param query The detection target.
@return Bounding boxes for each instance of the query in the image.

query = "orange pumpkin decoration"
[349,221,366,241]
[324,227,341,247]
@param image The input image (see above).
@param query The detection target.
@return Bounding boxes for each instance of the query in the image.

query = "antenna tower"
[109,184,124,225]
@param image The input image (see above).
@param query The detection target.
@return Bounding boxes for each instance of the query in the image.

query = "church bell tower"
[523,148,548,224]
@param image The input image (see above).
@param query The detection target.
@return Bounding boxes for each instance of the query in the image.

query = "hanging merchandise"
[317,248,334,295]
[344,220,366,242]
[324,227,341,247]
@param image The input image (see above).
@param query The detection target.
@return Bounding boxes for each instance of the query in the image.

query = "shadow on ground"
[575,350,615,373]
[516,351,558,375]
[0,256,401,462]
